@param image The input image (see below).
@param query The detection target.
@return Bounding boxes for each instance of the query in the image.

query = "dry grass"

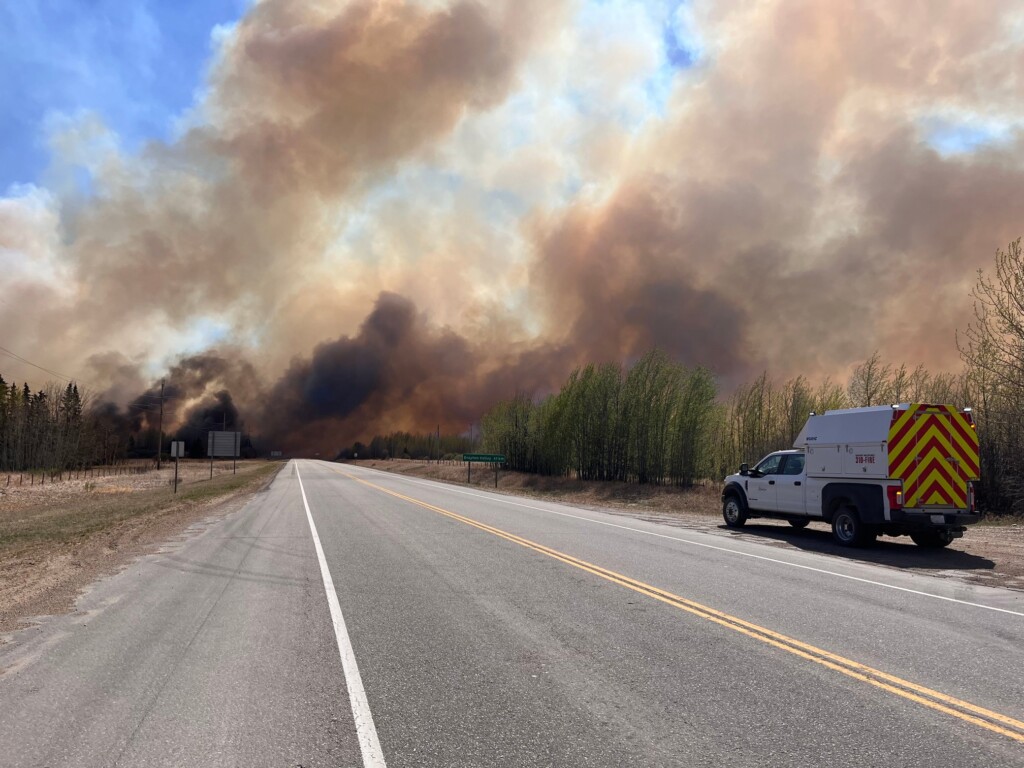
[0,459,261,514]
[0,461,275,550]
[0,461,282,633]
[978,512,1024,526]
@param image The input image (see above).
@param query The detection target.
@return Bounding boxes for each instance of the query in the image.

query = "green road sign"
[463,453,506,463]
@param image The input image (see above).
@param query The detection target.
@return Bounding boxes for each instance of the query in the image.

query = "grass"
[977,512,1024,527]
[0,462,280,554]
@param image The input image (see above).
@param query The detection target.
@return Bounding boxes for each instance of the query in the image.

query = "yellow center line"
[337,469,1024,745]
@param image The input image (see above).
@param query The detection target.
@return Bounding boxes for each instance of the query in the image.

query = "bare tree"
[847,351,893,406]
[959,239,1024,387]
[957,238,1024,512]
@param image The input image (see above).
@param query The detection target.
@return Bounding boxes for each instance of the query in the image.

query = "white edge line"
[348,463,1024,619]
[297,462,387,768]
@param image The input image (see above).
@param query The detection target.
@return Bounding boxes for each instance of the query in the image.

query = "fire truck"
[721,404,981,547]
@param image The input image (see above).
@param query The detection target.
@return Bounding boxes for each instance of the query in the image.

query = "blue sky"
[923,118,1012,157]
[0,0,249,190]
[0,0,706,192]
[0,0,1011,196]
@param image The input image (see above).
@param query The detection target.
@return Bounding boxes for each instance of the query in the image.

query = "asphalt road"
[2,459,1023,767]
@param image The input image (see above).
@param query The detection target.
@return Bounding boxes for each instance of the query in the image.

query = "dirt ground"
[353,459,1024,593]
[0,461,281,635]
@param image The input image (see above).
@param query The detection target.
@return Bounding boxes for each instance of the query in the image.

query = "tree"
[670,367,717,486]
[960,239,1024,385]
[958,238,1024,511]
[847,352,893,406]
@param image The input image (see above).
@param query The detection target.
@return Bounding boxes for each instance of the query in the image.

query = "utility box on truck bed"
[721,404,981,548]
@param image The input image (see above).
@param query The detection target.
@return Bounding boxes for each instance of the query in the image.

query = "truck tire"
[723,495,748,528]
[910,530,955,549]
[788,519,810,529]
[831,506,875,547]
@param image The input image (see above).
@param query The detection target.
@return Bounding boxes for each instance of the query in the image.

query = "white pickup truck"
[721,404,981,548]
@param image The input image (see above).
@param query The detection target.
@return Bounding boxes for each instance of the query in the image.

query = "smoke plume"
[3,0,1024,453]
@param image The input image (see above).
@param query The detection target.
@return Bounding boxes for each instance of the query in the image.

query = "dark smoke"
[261,292,484,452]
[172,390,244,457]
[101,291,578,456]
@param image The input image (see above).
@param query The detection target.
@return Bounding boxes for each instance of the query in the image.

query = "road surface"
[1,459,1023,766]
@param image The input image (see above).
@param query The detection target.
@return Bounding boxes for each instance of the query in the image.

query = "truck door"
[747,453,782,511]
[775,454,807,514]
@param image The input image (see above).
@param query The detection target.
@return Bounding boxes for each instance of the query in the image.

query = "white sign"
[170,441,185,458]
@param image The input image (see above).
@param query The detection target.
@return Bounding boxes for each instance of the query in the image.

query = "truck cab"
[735,450,806,514]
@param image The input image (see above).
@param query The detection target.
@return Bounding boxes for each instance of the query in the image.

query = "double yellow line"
[342,471,1024,745]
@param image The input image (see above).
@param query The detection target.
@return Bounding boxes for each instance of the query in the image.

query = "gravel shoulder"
[0,461,282,635]
[352,459,1024,593]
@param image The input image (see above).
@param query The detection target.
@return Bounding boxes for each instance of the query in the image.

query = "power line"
[0,344,175,414]
[0,345,85,385]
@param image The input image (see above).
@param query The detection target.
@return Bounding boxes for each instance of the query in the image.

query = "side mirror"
[739,463,749,476]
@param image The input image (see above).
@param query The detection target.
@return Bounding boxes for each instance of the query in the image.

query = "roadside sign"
[208,430,242,477]
[270,450,282,458]
[464,454,505,488]
[463,454,506,463]
[208,431,241,458]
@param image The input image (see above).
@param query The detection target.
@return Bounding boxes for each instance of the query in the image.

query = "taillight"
[968,482,975,513]
[887,485,903,510]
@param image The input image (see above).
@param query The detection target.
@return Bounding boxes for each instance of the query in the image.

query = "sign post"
[170,441,185,493]
[463,454,506,487]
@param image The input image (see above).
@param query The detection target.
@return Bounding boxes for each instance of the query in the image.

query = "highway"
[1,459,1023,767]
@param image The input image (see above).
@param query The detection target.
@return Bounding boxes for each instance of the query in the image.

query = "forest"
[0,377,246,473]
[0,380,108,472]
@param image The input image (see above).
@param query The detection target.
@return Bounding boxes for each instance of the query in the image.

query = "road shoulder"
[0,462,282,637]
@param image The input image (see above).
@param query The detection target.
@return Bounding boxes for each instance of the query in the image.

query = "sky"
[2,0,1023,451]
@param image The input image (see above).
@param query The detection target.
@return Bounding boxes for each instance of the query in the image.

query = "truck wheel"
[723,495,748,528]
[831,506,875,547]
[910,530,955,549]
[788,519,810,529]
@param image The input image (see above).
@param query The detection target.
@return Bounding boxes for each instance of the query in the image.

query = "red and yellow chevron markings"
[888,404,979,509]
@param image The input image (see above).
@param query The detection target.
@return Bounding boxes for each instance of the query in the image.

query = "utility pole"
[156,378,165,470]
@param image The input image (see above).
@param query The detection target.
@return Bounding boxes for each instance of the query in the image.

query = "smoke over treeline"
[401,348,1011,513]
[80,292,567,456]
[3,1,1024,455]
